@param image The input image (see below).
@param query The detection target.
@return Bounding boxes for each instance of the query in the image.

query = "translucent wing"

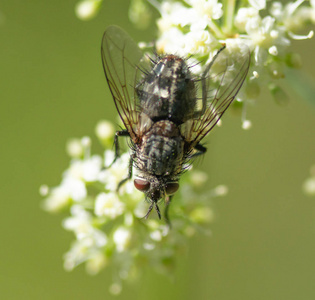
[184,44,251,149]
[101,26,148,141]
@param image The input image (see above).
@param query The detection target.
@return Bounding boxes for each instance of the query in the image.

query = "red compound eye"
[165,182,179,195]
[134,178,150,192]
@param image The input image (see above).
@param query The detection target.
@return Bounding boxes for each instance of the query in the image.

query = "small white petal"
[95,120,115,141]
[268,45,278,55]
[150,230,162,241]
[82,155,102,182]
[85,251,107,275]
[62,177,87,201]
[66,139,84,158]
[75,0,101,21]
[41,185,70,212]
[109,283,122,295]
[249,0,266,10]
[39,184,49,196]
[95,192,125,219]
[81,136,91,147]
[213,185,229,196]
[303,177,315,195]
[242,120,252,130]
[190,170,208,187]
[143,243,155,250]
[113,227,132,252]
[103,150,115,168]
[252,71,259,79]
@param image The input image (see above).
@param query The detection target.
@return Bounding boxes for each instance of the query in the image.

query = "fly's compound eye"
[134,178,150,192]
[165,182,179,195]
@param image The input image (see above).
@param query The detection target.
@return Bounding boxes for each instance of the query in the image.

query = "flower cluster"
[75,0,314,129]
[150,0,314,128]
[41,120,228,294]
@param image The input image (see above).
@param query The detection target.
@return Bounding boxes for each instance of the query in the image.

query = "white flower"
[63,240,89,271]
[185,0,223,20]
[150,230,162,241]
[242,119,252,130]
[189,170,208,187]
[63,205,92,232]
[213,184,228,196]
[156,27,186,55]
[248,0,266,11]
[270,0,314,35]
[41,185,71,212]
[109,283,122,295]
[95,120,115,142]
[311,0,315,23]
[234,7,261,32]
[82,155,103,182]
[66,138,84,158]
[245,15,290,65]
[113,227,132,252]
[75,0,101,21]
[63,205,108,247]
[246,16,276,47]
[62,177,87,201]
[43,176,87,212]
[95,192,125,219]
[160,2,192,28]
[85,251,107,275]
[65,155,102,182]
[99,152,130,191]
[303,177,315,195]
[184,29,217,56]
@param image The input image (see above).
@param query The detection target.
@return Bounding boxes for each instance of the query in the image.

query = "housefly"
[101,25,250,223]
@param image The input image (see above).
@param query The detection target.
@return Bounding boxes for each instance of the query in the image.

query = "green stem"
[223,0,236,34]
[208,19,225,39]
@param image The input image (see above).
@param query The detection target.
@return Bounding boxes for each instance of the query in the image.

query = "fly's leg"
[143,201,161,220]
[112,130,130,164]
[193,44,226,118]
[191,143,207,158]
[164,144,206,227]
[164,195,174,228]
[110,129,134,191]
[116,154,134,191]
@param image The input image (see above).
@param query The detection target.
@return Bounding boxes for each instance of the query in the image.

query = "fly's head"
[134,173,179,219]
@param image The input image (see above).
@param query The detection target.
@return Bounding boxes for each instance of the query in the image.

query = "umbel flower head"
[76,0,314,128]
[148,0,314,128]
[41,120,228,294]
[46,0,315,294]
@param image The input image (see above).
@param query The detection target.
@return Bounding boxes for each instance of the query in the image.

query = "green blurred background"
[1,0,315,299]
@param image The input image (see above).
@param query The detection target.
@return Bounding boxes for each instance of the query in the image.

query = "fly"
[101,25,250,224]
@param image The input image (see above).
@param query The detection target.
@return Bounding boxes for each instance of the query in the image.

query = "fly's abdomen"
[137,55,196,125]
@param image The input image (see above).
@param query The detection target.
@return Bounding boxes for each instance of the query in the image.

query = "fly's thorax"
[135,120,185,177]
[136,55,197,124]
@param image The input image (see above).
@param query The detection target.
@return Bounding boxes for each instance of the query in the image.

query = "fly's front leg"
[116,154,134,191]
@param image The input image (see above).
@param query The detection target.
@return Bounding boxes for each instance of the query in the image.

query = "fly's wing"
[101,25,148,141]
[185,44,251,149]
